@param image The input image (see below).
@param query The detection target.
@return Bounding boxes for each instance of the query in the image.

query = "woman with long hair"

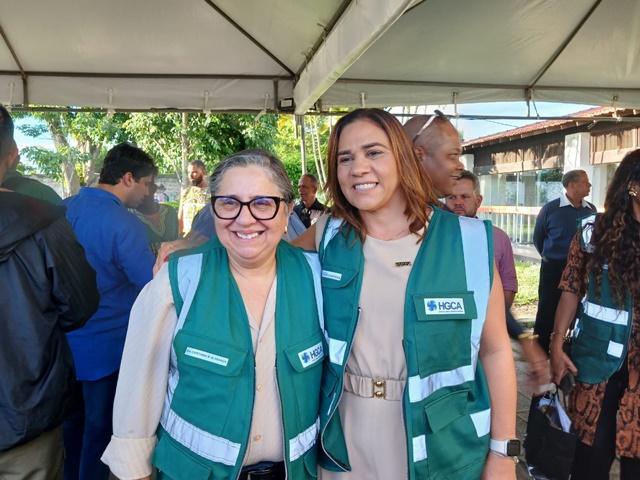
[550,148,640,479]
[294,108,517,479]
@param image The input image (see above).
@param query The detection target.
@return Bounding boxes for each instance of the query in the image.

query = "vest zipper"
[274,364,289,479]
[400,340,410,479]
[320,307,361,471]
[236,364,258,480]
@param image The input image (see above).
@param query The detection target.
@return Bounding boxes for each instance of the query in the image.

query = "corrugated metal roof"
[463,106,627,149]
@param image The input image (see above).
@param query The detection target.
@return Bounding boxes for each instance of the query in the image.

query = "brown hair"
[325,108,438,241]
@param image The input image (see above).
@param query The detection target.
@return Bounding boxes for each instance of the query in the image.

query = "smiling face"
[336,119,406,218]
[445,177,482,217]
[214,165,289,269]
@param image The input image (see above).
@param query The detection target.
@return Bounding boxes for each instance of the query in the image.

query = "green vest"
[572,215,633,384]
[318,209,494,480]
[154,237,324,480]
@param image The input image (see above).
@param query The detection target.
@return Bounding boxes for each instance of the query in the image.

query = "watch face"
[506,439,521,457]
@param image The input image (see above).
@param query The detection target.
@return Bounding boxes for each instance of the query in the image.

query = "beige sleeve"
[101,264,177,479]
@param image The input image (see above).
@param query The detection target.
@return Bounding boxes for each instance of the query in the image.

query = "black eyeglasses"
[211,196,286,220]
[412,110,448,143]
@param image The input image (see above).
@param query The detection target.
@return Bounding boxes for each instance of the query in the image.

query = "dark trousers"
[534,258,567,353]
[63,370,119,480]
[571,366,640,479]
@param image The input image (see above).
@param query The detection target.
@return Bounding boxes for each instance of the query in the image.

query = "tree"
[274,114,331,199]
[18,111,129,196]
[124,112,279,186]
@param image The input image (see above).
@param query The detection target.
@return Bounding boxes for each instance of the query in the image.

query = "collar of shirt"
[559,192,590,209]
[78,186,125,207]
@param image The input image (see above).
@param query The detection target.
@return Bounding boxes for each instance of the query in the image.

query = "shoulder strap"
[579,213,597,253]
[319,217,343,261]
[301,251,325,331]
[170,253,204,331]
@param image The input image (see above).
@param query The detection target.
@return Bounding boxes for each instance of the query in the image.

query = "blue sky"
[13,101,597,152]
[435,101,597,141]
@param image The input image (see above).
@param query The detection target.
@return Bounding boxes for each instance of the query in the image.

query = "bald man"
[403,110,464,198]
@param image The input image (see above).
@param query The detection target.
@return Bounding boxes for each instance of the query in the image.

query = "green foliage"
[124,113,279,177]
[17,111,130,194]
[514,260,540,305]
[19,146,66,181]
[274,114,330,198]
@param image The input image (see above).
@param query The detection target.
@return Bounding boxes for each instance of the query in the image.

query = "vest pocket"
[572,317,612,383]
[412,292,475,375]
[320,264,358,289]
[154,431,213,479]
[172,331,249,431]
[284,333,325,372]
[422,389,485,478]
[283,333,324,434]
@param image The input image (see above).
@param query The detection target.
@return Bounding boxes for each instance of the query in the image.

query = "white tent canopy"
[1,0,639,115]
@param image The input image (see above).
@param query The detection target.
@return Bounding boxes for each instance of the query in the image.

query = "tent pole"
[298,114,307,174]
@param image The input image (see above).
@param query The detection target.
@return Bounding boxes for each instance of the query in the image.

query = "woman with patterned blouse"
[550,149,640,480]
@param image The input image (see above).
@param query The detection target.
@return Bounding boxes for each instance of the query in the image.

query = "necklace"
[382,226,410,241]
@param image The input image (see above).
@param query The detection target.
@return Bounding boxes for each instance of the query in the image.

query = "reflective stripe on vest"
[583,300,629,326]
[412,408,491,462]
[408,216,490,404]
[290,417,320,461]
[160,404,241,465]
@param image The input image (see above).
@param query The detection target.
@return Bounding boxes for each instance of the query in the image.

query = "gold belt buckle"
[372,379,386,399]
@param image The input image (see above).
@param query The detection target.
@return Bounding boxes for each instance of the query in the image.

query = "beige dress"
[320,232,422,480]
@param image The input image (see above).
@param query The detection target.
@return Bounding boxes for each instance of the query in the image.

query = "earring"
[630,189,638,197]
[284,225,288,234]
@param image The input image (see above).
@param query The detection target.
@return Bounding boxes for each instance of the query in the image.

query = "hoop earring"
[630,189,638,197]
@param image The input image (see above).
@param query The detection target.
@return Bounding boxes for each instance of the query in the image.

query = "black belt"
[239,461,285,480]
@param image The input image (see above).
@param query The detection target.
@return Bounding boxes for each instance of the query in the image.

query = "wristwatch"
[489,438,521,462]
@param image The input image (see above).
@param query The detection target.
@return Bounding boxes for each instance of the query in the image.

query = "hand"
[519,339,552,395]
[550,346,578,384]
[154,238,194,275]
[481,451,516,480]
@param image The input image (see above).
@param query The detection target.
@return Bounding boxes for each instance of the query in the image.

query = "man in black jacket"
[0,105,99,479]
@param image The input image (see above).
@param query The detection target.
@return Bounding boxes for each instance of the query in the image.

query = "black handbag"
[524,391,577,480]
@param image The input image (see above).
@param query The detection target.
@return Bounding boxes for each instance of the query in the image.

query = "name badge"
[185,347,229,367]
[423,297,466,315]
[298,341,324,368]
[322,270,342,281]
[413,291,476,321]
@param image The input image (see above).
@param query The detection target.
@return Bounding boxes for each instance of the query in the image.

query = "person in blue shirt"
[533,169,597,353]
[61,142,157,480]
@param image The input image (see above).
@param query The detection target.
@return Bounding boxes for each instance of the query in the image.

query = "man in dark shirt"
[533,169,597,352]
[0,104,99,479]
[293,173,325,227]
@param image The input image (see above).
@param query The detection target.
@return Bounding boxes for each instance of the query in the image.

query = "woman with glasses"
[102,150,324,480]
[294,108,517,479]
[550,149,640,480]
